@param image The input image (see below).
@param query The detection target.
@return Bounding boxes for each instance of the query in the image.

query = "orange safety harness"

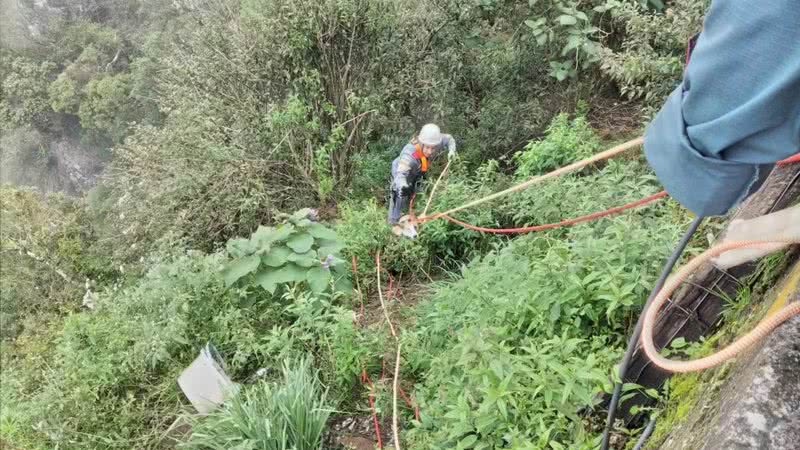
[412,143,428,173]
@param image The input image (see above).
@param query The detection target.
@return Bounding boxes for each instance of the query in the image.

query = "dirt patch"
[586,97,644,139]
[327,271,429,449]
[325,415,391,450]
[357,274,432,330]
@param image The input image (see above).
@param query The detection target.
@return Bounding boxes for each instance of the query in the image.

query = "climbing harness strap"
[412,143,428,173]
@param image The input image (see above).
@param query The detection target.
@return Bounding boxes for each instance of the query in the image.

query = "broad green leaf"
[276,263,307,282]
[549,303,561,322]
[458,434,478,449]
[474,414,498,433]
[262,246,292,267]
[253,263,307,294]
[563,35,582,55]
[307,222,337,240]
[306,266,331,293]
[288,250,318,267]
[317,239,344,256]
[333,274,352,293]
[254,269,277,294]
[286,232,314,253]
[271,224,296,243]
[250,225,276,250]
[497,398,508,418]
[670,337,687,349]
[558,15,577,25]
[221,255,261,286]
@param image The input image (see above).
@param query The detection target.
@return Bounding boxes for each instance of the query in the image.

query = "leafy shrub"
[502,158,666,231]
[42,21,142,142]
[403,214,685,448]
[349,139,399,202]
[414,159,509,266]
[1,240,363,448]
[598,0,708,110]
[0,55,56,130]
[513,112,600,178]
[47,21,122,65]
[77,73,134,142]
[522,0,613,81]
[103,122,295,258]
[222,209,351,296]
[7,252,241,449]
[336,198,431,283]
[280,286,379,397]
[398,118,683,446]
[182,357,330,450]
[0,187,85,339]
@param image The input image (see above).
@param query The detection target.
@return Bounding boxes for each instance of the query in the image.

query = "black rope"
[599,216,704,450]
[632,416,657,450]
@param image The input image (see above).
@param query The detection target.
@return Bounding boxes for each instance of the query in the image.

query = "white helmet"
[418,123,442,146]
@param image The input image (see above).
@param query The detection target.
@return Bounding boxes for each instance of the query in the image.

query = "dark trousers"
[387,187,410,224]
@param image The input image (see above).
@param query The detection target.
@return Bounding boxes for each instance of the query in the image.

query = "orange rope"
[641,238,800,373]
[437,191,668,234]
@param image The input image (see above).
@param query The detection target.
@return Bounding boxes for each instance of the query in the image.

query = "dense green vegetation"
[2,1,710,449]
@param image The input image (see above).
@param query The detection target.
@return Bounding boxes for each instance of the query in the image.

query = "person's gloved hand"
[448,138,457,160]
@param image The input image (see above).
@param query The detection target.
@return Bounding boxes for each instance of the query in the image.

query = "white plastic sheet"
[177,343,238,414]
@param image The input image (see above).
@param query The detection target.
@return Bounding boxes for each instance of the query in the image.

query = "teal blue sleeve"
[644,1,800,216]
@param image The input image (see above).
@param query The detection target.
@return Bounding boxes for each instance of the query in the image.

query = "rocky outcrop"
[656,264,800,449]
[0,129,104,195]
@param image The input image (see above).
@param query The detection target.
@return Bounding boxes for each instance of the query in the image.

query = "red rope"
[398,386,420,421]
[439,190,668,234]
[355,255,418,448]
[361,369,383,449]
[386,276,395,301]
[777,153,800,165]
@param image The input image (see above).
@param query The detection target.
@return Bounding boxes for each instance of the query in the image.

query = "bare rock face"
[1,0,62,49]
[701,310,800,450]
[0,128,104,195]
[49,136,105,194]
[659,269,800,450]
